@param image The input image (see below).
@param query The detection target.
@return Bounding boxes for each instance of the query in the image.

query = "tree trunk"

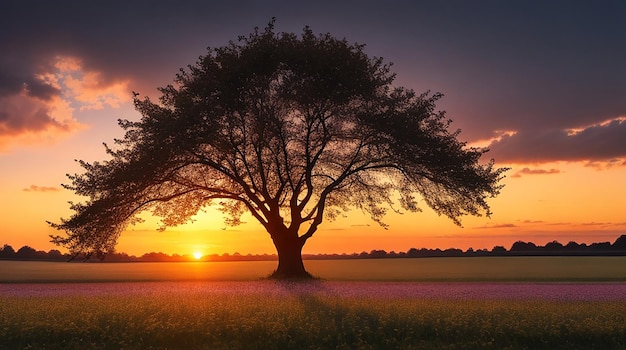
[269,235,312,279]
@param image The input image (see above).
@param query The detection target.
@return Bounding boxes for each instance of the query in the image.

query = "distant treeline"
[1,235,625,262]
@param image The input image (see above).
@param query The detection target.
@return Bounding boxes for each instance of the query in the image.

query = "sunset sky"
[1,1,625,257]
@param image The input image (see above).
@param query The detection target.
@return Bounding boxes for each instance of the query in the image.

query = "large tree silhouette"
[50,21,507,278]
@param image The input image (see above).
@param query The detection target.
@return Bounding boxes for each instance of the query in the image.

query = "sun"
[192,252,203,260]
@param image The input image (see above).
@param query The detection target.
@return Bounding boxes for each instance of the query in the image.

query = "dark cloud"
[1,0,625,160]
[0,92,81,151]
[488,118,626,163]
[0,85,69,149]
[0,68,24,97]
[24,78,61,101]
[0,100,54,134]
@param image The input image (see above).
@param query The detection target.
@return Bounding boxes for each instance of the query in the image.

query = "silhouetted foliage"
[589,242,612,251]
[544,240,564,251]
[368,249,388,258]
[1,235,626,262]
[613,235,626,250]
[0,244,16,259]
[491,246,507,255]
[46,249,64,260]
[0,245,69,261]
[15,246,38,260]
[510,241,538,252]
[565,241,585,251]
[48,20,507,278]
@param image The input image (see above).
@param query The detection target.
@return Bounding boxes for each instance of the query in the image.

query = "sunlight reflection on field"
[2,257,625,283]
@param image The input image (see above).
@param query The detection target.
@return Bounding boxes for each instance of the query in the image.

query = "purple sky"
[2,1,624,165]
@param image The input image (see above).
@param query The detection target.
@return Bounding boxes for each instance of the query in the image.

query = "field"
[1,258,625,349]
[2,256,626,282]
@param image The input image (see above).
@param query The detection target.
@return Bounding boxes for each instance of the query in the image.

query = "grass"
[306,256,626,282]
[2,256,626,282]
[1,258,624,349]
[1,281,625,349]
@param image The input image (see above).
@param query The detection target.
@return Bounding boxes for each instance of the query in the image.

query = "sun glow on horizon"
[193,252,203,260]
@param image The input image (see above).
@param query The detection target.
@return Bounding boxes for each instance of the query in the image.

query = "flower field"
[1,281,625,349]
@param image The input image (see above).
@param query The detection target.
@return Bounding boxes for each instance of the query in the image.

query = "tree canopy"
[50,21,507,278]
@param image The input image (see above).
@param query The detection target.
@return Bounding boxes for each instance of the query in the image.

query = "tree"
[0,244,16,259]
[613,235,626,250]
[15,246,38,260]
[49,21,507,278]
[510,241,537,253]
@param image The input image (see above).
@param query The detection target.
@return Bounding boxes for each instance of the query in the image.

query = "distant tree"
[491,245,507,255]
[443,248,463,256]
[47,249,65,260]
[140,252,170,262]
[564,241,583,251]
[589,242,612,251]
[543,240,564,251]
[15,246,37,260]
[406,248,420,258]
[0,244,16,258]
[613,235,626,250]
[48,21,507,278]
[510,241,537,252]
[369,249,388,258]
[105,251,138,262]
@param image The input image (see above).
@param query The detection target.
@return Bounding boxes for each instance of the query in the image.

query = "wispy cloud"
[546,222,571,226]
[22,185,60,192]
[584,158,626,170]
[578,221,626,228]
[520,220,545,224]
[511,167,561,178]
[474,223,517,230]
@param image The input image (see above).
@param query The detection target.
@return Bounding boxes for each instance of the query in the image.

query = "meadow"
[1,258,625,349]
[2,256,626,283]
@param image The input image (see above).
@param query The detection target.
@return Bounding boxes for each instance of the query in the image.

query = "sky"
[1,0,625,257]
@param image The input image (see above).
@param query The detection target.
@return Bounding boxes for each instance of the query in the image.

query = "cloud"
[0,92,83,151]
[0,56,131,152]
[23,78,62,101]
[487,117,626,164]
[584,158,626,170]
[546,222,571,226]
[511,168,561,178]
[578,221,626,228]
[1,1,625,158]
[520,220,545,224]
[53,57,131,111]
[474,223,517,230]
[22,185,61,192]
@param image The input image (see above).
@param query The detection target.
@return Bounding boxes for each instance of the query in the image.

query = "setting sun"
[193,252,202,260]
